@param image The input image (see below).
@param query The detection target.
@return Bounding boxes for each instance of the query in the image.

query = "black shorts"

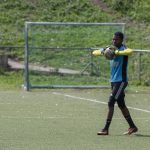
[108,82,128,107]
[111,82,128,100]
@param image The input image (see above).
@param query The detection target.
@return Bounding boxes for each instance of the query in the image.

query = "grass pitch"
[0,88,150,150]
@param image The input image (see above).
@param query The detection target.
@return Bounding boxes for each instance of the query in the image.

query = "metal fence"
[128,50,150,85]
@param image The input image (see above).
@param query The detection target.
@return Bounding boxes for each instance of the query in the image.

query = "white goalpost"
[24,22,125,91]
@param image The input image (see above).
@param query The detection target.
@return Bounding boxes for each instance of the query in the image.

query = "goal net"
[24,22,125,90]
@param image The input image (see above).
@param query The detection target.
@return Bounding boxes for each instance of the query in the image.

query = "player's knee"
[117,101,126,109]
[108,101,115,108]
[117,94,126,109]
[108,95,115,107]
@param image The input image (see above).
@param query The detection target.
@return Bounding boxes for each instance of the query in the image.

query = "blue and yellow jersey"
[110,44,128,82]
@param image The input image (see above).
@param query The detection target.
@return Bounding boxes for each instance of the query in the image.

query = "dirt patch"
[92,0,112,13]
[8,59,89,76]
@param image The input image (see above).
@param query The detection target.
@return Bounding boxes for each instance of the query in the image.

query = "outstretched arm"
[115,48,133,56]
[92,48,133,56]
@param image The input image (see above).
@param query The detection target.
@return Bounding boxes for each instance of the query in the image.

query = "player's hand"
[103,46,116,60]
[92,49,104,56]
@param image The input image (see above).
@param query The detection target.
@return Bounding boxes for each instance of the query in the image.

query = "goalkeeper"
[94,32,138,135]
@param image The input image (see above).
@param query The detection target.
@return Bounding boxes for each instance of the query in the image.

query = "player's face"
[112,35,123,48]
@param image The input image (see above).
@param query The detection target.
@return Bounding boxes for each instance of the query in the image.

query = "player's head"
[112,32,124,48]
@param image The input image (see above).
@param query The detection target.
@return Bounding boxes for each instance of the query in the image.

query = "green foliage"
[103,0,150,22]
[0,0,150,47]
[0,0,112,47]
[105,0,134,12]
[0,71,23,89]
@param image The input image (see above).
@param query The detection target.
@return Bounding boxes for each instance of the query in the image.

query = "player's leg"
[97,95,115,135]
[97,83,116,135]
[116,83,138,135]
[117,98,138,135]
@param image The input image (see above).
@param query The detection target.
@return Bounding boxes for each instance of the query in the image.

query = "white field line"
[0,115,149,120]
[53,92,150,114]
[0,115,67,119]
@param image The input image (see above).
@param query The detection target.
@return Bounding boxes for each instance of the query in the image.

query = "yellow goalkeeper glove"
[92,49,104,56]
[115,48,133,56]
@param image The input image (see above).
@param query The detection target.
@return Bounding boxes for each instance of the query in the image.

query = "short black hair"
[114,32,124,40]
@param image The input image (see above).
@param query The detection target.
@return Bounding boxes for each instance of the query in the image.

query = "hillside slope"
[0,0,149,49]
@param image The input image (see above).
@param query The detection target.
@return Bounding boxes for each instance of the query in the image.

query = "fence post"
[0,54,8,69]
[137,53,141,83]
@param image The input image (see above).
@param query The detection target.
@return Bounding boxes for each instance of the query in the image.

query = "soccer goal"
[24,22,125,91]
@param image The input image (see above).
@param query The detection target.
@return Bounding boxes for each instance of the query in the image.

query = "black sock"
[103,119,111,130]
[125,115,136,128]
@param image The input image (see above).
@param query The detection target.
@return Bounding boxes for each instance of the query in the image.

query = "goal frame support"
[24,22,125,91]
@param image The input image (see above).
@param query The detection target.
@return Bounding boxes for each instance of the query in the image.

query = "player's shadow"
[134,134,150,137]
